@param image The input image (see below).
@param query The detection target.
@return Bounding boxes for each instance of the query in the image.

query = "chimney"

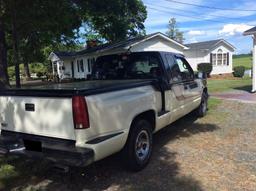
[86,40,98,49]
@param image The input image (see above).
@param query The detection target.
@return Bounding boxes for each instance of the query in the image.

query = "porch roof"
[243,26,256,36]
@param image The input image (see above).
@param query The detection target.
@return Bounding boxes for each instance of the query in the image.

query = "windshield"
[91,53,162,80]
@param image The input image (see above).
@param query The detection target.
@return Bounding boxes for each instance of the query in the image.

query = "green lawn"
[208,78,252,93]
[233,55,252,69]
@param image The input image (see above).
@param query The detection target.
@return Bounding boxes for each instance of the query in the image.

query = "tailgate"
[0,96,75,140]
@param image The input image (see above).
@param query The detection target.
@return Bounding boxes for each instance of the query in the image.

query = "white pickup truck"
[0,51,208,171]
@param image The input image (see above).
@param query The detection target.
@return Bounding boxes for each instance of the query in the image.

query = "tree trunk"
[0,5,10,89]
[11,0,21,88]
[24,61,31,80]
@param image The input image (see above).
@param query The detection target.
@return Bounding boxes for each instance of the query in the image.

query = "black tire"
[197,92,208,117]
[122,119,153,172]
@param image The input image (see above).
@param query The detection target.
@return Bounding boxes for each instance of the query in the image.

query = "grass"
[208,98,222,110]
[207,78,252,93]
[233,54,252,69]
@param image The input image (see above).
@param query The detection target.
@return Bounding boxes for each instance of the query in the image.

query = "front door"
[174,56,201,111]
[164,54,186,123]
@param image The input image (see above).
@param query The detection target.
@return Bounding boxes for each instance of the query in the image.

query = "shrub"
[233,66,245,77]
[197,63,213,77]
[37,72,44,78]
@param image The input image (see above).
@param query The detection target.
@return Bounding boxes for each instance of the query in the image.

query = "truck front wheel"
[123,119,153,172]
[196,92,208,117]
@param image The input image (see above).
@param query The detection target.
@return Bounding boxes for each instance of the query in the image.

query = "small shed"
[244,26,256,93]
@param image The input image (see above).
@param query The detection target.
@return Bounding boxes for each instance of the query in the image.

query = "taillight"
[72,96,90,129]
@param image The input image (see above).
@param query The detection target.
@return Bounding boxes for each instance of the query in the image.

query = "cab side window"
[174,57,194,81]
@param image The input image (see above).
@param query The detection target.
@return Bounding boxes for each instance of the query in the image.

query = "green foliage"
[197,63,213,76]
[80,0,147,42]
[1,0,148,86]
[166,18,184,43]
[233,66,245,77]
[8,63,48,81]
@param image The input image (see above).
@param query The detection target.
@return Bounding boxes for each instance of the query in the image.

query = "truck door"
[164,54,185,123]
[174,56,201,112]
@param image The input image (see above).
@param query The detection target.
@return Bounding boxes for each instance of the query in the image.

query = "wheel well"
[131,110,156,132]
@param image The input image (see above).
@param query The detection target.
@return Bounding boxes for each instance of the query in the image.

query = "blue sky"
[142,0,256,54]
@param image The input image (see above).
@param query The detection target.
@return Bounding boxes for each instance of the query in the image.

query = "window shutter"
[210,53,213,64]
[227,52,229,66]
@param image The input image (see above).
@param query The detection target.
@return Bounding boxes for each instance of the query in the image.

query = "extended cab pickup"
[0,51,208,171]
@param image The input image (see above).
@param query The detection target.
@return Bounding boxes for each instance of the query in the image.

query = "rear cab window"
[92,52,163,80]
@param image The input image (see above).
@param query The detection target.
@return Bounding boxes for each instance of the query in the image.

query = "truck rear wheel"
[123,119,153,172]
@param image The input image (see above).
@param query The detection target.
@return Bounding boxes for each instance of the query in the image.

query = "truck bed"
[0,79,155,97]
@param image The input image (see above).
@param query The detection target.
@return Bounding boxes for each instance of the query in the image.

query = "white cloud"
[187,37,198,43]
[187,30,206,36]
[219,24,253,36]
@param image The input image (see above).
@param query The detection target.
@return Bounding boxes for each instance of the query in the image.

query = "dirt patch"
[1,100,256,190]
[209,73,237,80]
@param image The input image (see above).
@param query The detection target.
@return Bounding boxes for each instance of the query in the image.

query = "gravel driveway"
[1,99,256,191]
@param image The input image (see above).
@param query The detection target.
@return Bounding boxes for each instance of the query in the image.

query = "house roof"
[53,51,77,58]
[185,39,235,51]
[49,32,188,60]
[243,26,256,35]
[76,32,188,54]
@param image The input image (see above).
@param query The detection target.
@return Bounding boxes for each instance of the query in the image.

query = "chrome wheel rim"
[135,130,150,161]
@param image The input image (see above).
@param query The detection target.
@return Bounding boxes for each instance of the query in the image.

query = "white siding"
[63,59,72,78]
[73,56,96,79]
[184,50,208,71]
[131,37,184,54]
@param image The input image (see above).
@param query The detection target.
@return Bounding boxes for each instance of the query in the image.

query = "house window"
[223,53,227,65]
[77,60,80,72]
[217,49,223,65]
[87,58,96,73]
[212,54,217,66]
[80,59,84,72]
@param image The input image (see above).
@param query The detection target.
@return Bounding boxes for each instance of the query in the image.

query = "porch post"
[252,35,256,92]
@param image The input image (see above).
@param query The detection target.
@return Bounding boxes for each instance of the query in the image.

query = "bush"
[197,63,213,77]
[233,66,245,77]
[37,72,44,78]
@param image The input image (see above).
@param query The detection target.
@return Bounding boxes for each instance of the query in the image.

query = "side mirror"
[196,72,207,79]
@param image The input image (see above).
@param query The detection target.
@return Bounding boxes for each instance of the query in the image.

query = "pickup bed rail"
[0,80,156,98]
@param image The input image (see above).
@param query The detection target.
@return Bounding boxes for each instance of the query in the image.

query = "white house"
[48,32,235,79]
[184,39,235,75]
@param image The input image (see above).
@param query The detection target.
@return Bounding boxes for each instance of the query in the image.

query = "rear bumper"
[0,130,94,167]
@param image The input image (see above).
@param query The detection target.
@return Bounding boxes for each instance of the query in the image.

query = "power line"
[146,3,254,22]
[165,0,256,12]
[147,6,229,24]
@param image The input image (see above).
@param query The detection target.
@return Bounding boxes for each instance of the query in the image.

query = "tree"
[0,0,147,88]
[0,0,9,88]
[78,0,147,42]
[4,0,82,85]
[166,18,184,44]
